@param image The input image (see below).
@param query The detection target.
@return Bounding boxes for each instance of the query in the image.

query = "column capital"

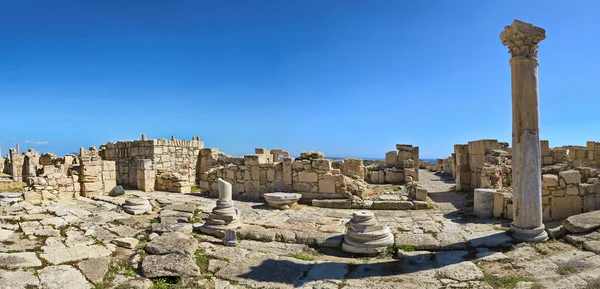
[500,19,546,59]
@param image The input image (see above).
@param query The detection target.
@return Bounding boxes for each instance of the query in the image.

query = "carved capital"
[500,19,546,59]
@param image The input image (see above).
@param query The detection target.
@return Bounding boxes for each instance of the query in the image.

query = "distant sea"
[329,157,438,163]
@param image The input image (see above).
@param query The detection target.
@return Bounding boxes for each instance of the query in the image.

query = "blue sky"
[1,1,598,159]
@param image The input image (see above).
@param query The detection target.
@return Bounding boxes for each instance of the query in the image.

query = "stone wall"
[541,140,600,168]
[199,151,367,200]
[367,144,419,184]
[100,135,204,190]
[492,169,600,221]
[79,147,117,198]
[20,148,113,201]
[452,139,511,192]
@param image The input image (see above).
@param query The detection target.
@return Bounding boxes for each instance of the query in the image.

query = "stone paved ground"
[0,170,599,288]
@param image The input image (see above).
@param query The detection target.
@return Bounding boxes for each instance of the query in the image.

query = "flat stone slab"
[41,244,113,264]
[583,241,600,253]
[151,222,193,234]
[0,269,41,288]
[0,252,42,268]
[112,237,140,249]
[394,233,440,250]
[437,261,484,281]
[465,231,513,248]
[162,204,197,213]
[146,232,197,256]
[563,210,600,233]
[78,257,110,284]
[141,254,200,278]
[39,265,92,289]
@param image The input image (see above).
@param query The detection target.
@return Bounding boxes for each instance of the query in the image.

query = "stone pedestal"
[200,178,241,236]
[342,211,394,254]
[500,19,548,242]
[123,198,152,215]
[263,192,302,209]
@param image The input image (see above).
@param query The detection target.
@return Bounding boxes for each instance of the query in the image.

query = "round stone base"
[510,223,548,243]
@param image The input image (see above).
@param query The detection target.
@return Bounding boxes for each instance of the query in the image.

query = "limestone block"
[318,176,336,194]
[474,189,495,219]
[298,172,318,183]
[385,151,397,167]
[250,166,260,181]
[468,155,486,169]
[492,192,507,218]
[584,194,596,213]
[559,170,581,186]
[384,171,403,184]
[378,171,385,184]
[542,156,554,165]
[311,159,332,170]
[566,185,580,196]
[542,174,559,188]
[103,180,117,193]
[551,196,582,220]
[293,182,311,192]
[415,187,428,201]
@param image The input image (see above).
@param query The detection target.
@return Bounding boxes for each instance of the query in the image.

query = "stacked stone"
[123,198,152,215]
[100,135,203,190]
[79,147,105,198]
[200,150,366,201]
[342,211,394,254]
[541,140,553,165]
[340,159,365,180]
[200,178,240,236]
[136,159,155,192]
[155,172,190,193]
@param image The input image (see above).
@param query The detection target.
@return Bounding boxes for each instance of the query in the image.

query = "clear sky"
[1,1,599,159]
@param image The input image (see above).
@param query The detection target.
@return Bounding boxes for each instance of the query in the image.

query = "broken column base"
[510,223,548,243]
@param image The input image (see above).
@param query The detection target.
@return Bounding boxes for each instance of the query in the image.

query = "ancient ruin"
[1,18,600,289]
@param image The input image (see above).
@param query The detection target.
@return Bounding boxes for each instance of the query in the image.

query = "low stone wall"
[199,151,367,200]
[367,144,419,184]
[155,172,191,193]
[492,169,600,221]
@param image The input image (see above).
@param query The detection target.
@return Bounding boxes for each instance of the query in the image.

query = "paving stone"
[145,232,197,256]
[112,237,140,249]
[162,204,197,213]
[394,233,440,250]
[0,269,41,289]
[239,240,306,256]
[40,217,68,228]
[141,254,200,277]
[0,229,14,241]
[41,244,113,264]
[151,222,193,234]
[106,225,141,237]
[0,252,42,268]
[465,231,513,248]
[437,261,484,281]
[39,265,92,289]
[564,210,600,233]
[78,257,110,284]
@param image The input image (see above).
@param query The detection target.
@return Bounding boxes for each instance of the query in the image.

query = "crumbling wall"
[79,147,117,198]
[100,135,204,190]
[199,151,367,200]
[451,140,510,192]
[367,144,419,184]
[493,169,600,221]
[540,140,600,168]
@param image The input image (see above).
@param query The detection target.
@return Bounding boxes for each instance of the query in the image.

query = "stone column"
[500,19,547,242]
